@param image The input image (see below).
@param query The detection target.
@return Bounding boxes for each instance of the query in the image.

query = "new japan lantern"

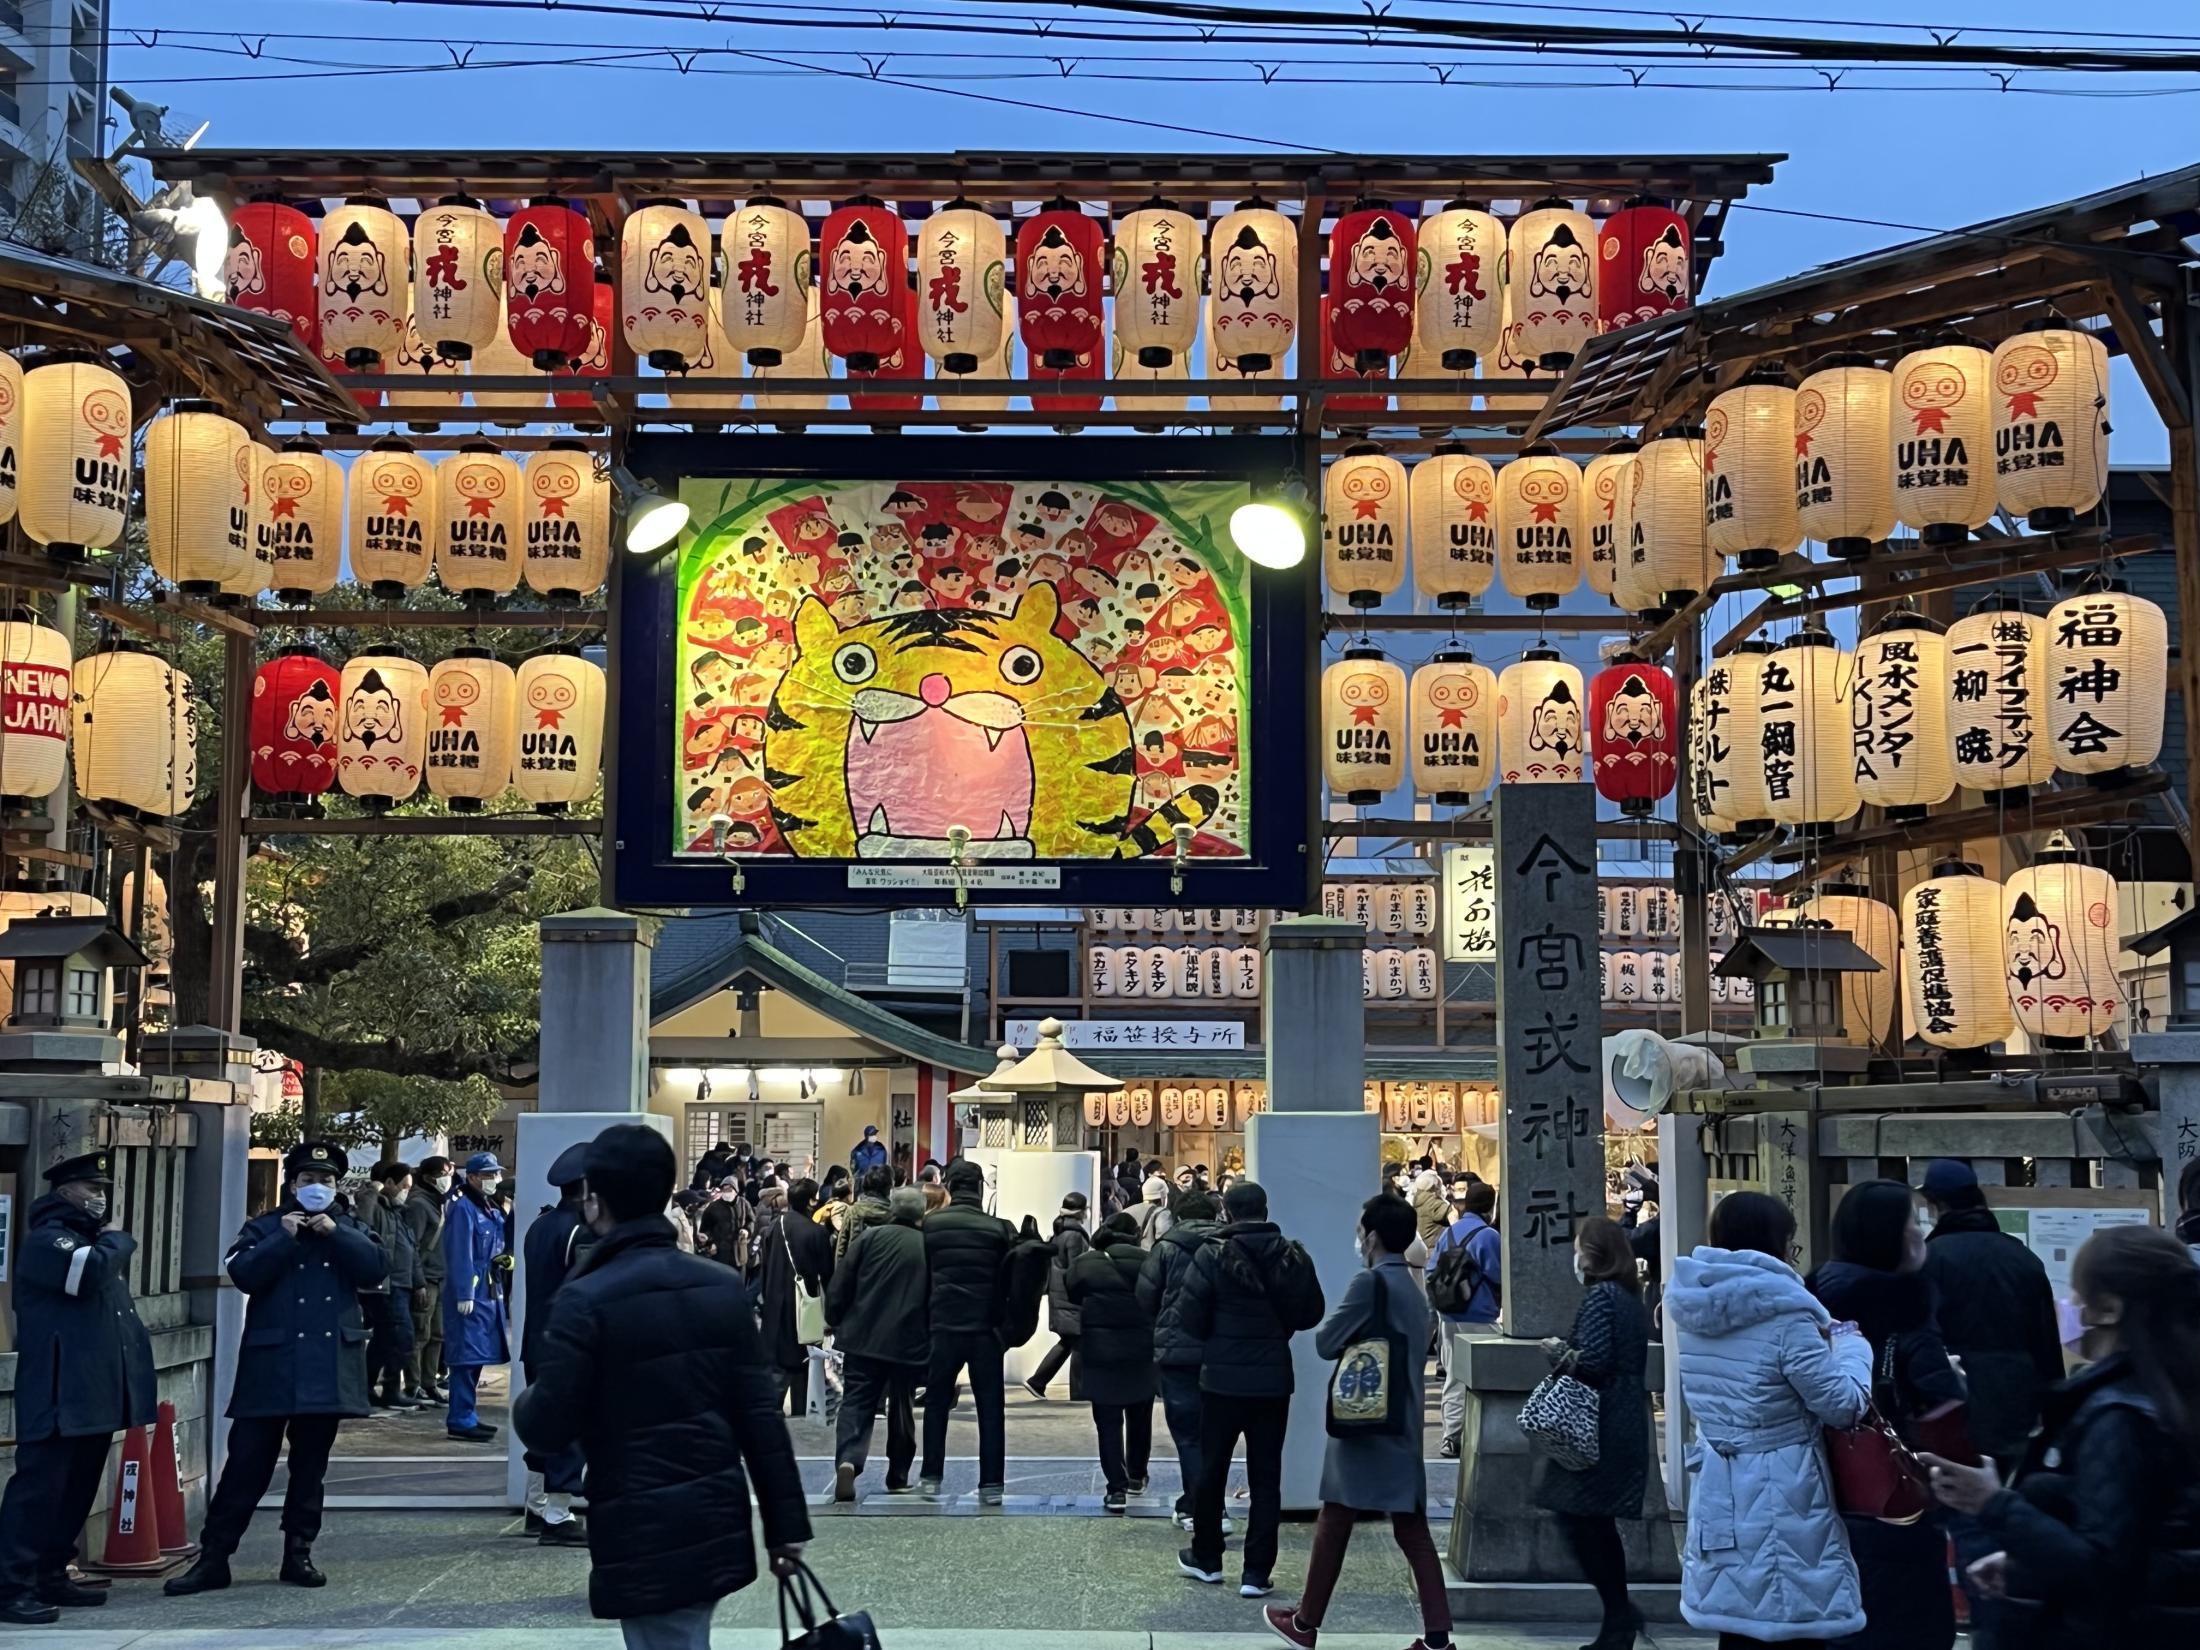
[223,200,319,350]
[1410,444,1497,608]
[72,647,195,817]
[1018,203,1105,371]
[317,197,407,368]
[818,200,908,373]
[620,199,711,371]
[19,355,130,557]
[1589,657,1677,816]
[1800,881,1898,1047]
[1328,203,1416,369]
[1903,860,2013,1051]
[1323,646,1406,804]
[0,351,18,526]
[1495,444,1584,610]
[261,440,344,602]
[2045,582,2166,777]
[337,647,427,809]
[144,403,250,593]
[522,441,609,601]
[1509,199,1597,369]
[1597,199,1691,332]
[1849,610,1953,818]
[1628,426,1715,613]
[1323,442,1406,607]
[1414,200,1504,369]
[915,201,1007,378]
[1497,648,1584,783]
[1992,323,2110,529]
[1759,627,1858,833]
[1209,202,1297,372]
[426,649,517,813]
[436,442,522,599]
[1947,595,2054,795]
[0,610,70,802]
[349,439,435,596]
[504,199,595,369]
[1113,201,1202,368]
[411,194,503,361]
[250,648,340,810]
[1892,334,1993,544]
[515,648,606,812]
[722,198,812,367]
[1795,356,1894,561]
[1410,647,1496,804]
[1583,442,1637,601]
[1704,369,1800,571]
[2003,832,2121,1046]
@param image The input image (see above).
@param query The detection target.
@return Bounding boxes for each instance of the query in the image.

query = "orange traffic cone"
[88,1426,169,1572]
[149,1400,197,1555]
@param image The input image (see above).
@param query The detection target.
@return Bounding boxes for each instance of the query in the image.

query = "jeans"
[620,1597,718,1650]
[0,1433,111,1592]
[1157,1364,1204,1515]
[1192,1390,1289,1579]
[838,1354,917,1485]
[1091,1400,1152,1493]
[1295,1504,1452,1637]
[447,1364,485,1430]
[921,1329,1005,1486]
[1438,1319,1497,1439]
[200,1414,342,1555]
[408,1283,443,1390]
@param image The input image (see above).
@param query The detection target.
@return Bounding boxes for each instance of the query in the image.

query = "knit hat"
[1061,1191,1089,1213]
[1142,1174,1168,1204]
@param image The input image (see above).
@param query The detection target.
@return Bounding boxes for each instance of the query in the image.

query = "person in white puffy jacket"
[1665,1191,1875,1648]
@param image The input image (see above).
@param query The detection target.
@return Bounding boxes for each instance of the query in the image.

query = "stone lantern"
[991,1015,1122,1151]
[0,915,147,1031]
[1715,925,1881,1081]
[949,1044,1024,1152]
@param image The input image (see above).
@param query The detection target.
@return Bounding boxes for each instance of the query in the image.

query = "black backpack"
[1429,1232,1494,1316]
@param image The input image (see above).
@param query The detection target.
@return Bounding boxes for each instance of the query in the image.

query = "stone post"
[2129,1029,2200,1222]
[1247,915,1377,1512]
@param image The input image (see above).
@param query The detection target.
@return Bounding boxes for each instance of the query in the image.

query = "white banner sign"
[848,865,1062,891]
[1443,844,1497,962]
[1005,1018,1246,1051]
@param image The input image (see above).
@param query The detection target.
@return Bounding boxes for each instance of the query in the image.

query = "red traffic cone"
[88,1426,169,1572]
[149,1400,197,1555]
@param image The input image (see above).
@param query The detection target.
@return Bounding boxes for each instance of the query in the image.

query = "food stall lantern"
[1946,593,2053,797]
[1799,882,1899,1047]
[468,296,546,425]
[1704,367,1801,571]
[1414,200,1504,370]
[817,199,909,373]
[619,198,711,371]
[19,354,131,557]
[2045,580,2166,779]
[1716,926,1882,1051]
[993,1015,1120,1152]
[425,649,518,813]
[1795,354,1895,562]
[504,199,596,369]
[1328,202,1416,369]
[1323,441,1406,607]
[1508,198,1598,369]
[1849,609,1952,819]
[1891,333,1994,544]
[1409,647,1496,804]
[1208,200,1297,372]
[553,269,615,421]
[250,647,342,811]
[0,610,70,802]
[348,438,436,596]
[336,646,427,811]
[1582,441,1637,600]
[144,402,250,594]
[412,194,503,361]
[1016,202,1105,371]
[434,443,522,599]
[1697,637,1773,837]
[1760,626,1858,834]
[523,442,610,601]
[2002,831,2120,1048]
[1628,423,1714,614]
[1588,655,1677,816]
[1408,443,1497,607]
[915,200,1008,377]
[1494,444,1584,610]
[71,646,195,818]
[1991,322,2110,530]
[0,350,19,526]
[1595,198,1691,333]
[1902,861,2013,1051]
[1496,647,1585,784]
[224,199,319,351]
[1610,949,1643,1005]
[514,647,605,813]
[262,440,344,602]
[1112,200,1202,368]
[317,197,408,369]
[721,198,812,367]
[1322,645,1407,804]
[1087,944,1117,997]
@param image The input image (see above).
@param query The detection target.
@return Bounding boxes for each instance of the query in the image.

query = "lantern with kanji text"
[1323,646,1406,804]
[1992,323,2110,530]
[1495,445,1583,609]
[412,195,503,361]
[2045,582,2166,778]
[1946,595,2053,796]
[222,437,276,601]
[224,200,319,351]
[19,355,130,557]
[1892,335,1993,543]
[1850,611,1952,818]
[504,199,595,369]
[1328,203,1416,369]
[1113,202,1201,368]
[348,439,435,596]
[1323,442,1406,607]
[721,199,811,367]
[1903,861,2012,1051]
[523,442,610,601]
[514,648,605,812]
[145,403,251,593]
[426,649,517,813]
[1410,647,1496,804]
[1696,639,1772,837]
[249,648,340,810]
[436,443,522,599]
[916,201,1007,379]
[1589,657,1677,815]
[317,198,407,368]
[261,440,344,602]
[1409,443,1497,607]
[1759,627,1857,833]
[1414,200,1503,369]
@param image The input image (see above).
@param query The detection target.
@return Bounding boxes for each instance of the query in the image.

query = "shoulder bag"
[786,1225,827,1346]
[1327,1268,1410,1437]
[1519,1346,1601,1471]
[1824,1334,1932,1524]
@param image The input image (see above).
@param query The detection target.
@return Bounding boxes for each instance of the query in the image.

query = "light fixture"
[1229,472,1310,569]
[696,1072,713,1102]
[611,465,690,557]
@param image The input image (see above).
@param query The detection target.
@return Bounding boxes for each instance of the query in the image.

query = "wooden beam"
[2105,270,2191,431]
[1322,610,1631,634]
[152,589,259,637]
[2171,287,2200,844]
[252,608,607,631]
[248,814,603,837]
[1323,817,1680,843]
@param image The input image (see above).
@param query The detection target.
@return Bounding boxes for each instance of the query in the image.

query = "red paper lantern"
[1589,657,1678,815]
[1328,203,1416,369]
[251,648,341,806]
[505,200,597,370]
[1321,298,1389,416]
[1030,342,1103,419]
[1596,201,1692,334]
[846,272,923,417]
[224,201,319,352]
[1017,205,1105,371]
[818,200,909,372]
[553,269,614,417]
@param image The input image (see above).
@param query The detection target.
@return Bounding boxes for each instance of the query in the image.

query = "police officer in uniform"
[166,1141,387,1596]
[0,1151,156,1624]
[520,1141,594,1544]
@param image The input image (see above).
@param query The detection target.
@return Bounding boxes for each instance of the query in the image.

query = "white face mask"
[79,1194,108,1222]
[295,1183,337,1214]
[477,1176,501,1196]
[430,1176,452,1195]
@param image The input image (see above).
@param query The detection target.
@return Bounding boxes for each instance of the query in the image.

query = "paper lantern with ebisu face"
[1410,444,1497,607]
[425,649,517,812]
[261,441,343,601]
[1589,658,1677,815]
[1209,203,1297,372]
[620,199,711,371]
[73,649,196,817]
[2002,834,2120,1046]
[1849,612,1953,817]
[554,275,614,416]
[1323,442,1406,607]
[19,357,130,556]
[1795,357,1894,561]
[1582,443,1636,599]
[224,201,318,351]
[1947,597,2054,794]
[1495,445,1583,610]
[504,199,594,369]
[2045,584,2166,777]
[1903,861,2012,1051]
[1329,203,1416,369]
[145,404,250,593]
[1628,428,1715,612]
[1758,628,1857,832]
[411,195,502,362]
[514,649,605,812]
[1892,336,1993,543]
[1414,201,1504,370]
[1704,373,1800,571]
[337,648,426,809]
[436,444,522,598]
[1017,204,1105,371]
[1508,200,1597,369]
[1410,648,1496,804]
[1799,883,1898,1046]
[665,286,743,412]
[916,202,1007,378]
[318,198,407,368]
[1597,200,1691,332]
[0,611,70,801]
[1112,203,1201,369]
[1497,648,1585,784]
[523,442,609,600]
[721,199,811,368]
[1992,324,2110,530]
[817,201,908,374]
[349,440,435,596]
[250,648,340,805]
[1323,646,1406,804]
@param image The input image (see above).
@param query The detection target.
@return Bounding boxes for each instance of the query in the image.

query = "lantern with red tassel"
[1596,200,1691,333]
[1590,656,1679,816]
[250,648,341,810]
[818,200,909,373]
[224,201,319,351]
[553,270,614,421]
[1017,204,1106,372]
[1328,203,1416,370]
[504,200,595,370]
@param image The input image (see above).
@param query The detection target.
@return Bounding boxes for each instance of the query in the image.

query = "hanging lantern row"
[0,618,194,817]
[1362,946,1443,1002]
[1318,880,1442,937]
[1088,944,1263,1000]
[1084,907,1266,935]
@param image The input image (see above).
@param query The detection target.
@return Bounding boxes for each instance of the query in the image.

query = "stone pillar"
[2130,1030,2200,1222]
[1248,916,1377,1512]
[1656,1109,1707,1511]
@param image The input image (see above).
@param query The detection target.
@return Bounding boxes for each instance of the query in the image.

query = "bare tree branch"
[244,866,534,986]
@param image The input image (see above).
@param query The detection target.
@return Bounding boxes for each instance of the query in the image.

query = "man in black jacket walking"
[515,1124,808,1650]
[521,1142,595,1546]
[1138,1187,1222,1529]
[918,1158,1017,1501]
[826,1185,929,1500]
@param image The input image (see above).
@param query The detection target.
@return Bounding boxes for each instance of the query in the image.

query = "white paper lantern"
[749,283,827,424]
[621,200,711,371]
[1209,203,1297,371]
[1409,444,1497,607]
[1992,324,2110,529]
[1891,336,1994,543]
[1640,885,1678,942]
[1377,883,1409,935]
[1687,673,1735,834]
[0,350,20,525]
[348,440,436,595]
[1324,442,1407,607]
[514,649,605,811]
[1415,201,1505,369]
[1088,944,1117,997]
[916,202,1009,379]
[1113,943,1146,999]
[1946,597,2054,794]
[1627,427,1715,613]
[1849,613,1953,817]
[1169,945,1202,999]
[1903,861,2012,1051]
[424,650,517,811]
[468,296,548,424]
[1800,883,1899,1046]
[2002,834,2121,1046]
[2044,585,2166,777]
[1582,443,1636,600]
[1759,628,1857,831]
[72,648,195,816]
[721,199,812,367]
[1704,374,1800,570]
[1227,945,1258,999]
[1407,885,1436,935]
[144,404,250,592]
[0,611,71,801]
[1141,945,1173,1000]
[1508,200,1597,368]
[1495,446,1584,609]
[1793,357,1894,561]
[219,437,276,601]
[1408,947,1439,1001]
[1599,950,1614,1003]
[1349,882,1377,930]
[522,443,610,600]
[1610,949,1643,1005]
[436,444,523,598]
[256,441,344,601]
[398,309,467,416]
[19,356,131,555]
[1113,203,1201,369]
[1497,647,1585,784]
[1323,645,1406,803]
[318,198,408,368]
[336,648,426,808]
[1410,648,1497,804]
[1644,949,1673,1005]
[1369,947,1405,1001]
[413,195,504,361]
[1202,945,1231,999]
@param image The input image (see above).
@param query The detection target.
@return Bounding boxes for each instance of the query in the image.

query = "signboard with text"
[1005,1018,1247,1051]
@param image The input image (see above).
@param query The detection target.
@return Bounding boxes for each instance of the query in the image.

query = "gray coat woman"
[1314,1248,1429,1512]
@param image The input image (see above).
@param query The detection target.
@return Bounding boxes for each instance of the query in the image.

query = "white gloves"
[457,1299,475,1316]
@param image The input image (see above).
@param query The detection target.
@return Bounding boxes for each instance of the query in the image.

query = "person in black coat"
[1139,1189,1221,1528]
[697,1176,753,1270]
[1025,1192,1091,1400]
[168,1141,388,1597]
[690,1140,736,1195]
[0,1151,156,1624]
[514,1124,810,1646]
[362,1161,422,1411]
[757,1177,835,1414]
[918,1158,1017,1500]
[825,1185,929,1500]
[401,1154,450,1403]
[520,1142,595,1546]
[1067,1211,1156,1511]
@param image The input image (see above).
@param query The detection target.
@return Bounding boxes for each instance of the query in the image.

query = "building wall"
[0,1,108,238]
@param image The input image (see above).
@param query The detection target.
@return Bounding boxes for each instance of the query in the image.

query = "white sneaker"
[1174,1512,1234,1535]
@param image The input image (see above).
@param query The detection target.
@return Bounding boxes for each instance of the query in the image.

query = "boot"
[164,1551,233,1597]
[280,1534,326,1588]
[0,1593,59,1625]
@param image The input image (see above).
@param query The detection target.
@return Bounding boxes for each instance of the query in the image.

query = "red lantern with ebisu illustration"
[224,201,319,353]
[504,199,596,370]
[818,200,909,373]
[1589,656,1678,816]
[553,271,614,420]
[1017,204,1106,372]
[250,647,341,809]
[1596,200,1691,333]
[1328,203,1417,370]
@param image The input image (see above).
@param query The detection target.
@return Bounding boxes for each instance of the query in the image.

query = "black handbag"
[779,1559,881,1650]
[1326,1268,1411,1437]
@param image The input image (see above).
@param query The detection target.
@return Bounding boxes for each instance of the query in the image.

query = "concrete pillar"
[2135,1032,2200,1220]
[1657,1109,1706,1512]
[1249,916,1377,1512]
[178,1095,251,1479]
